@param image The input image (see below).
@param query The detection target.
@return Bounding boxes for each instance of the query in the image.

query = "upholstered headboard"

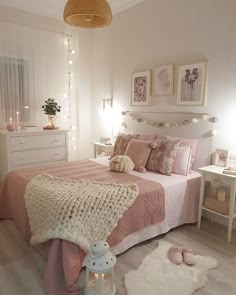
[120,111,217,170]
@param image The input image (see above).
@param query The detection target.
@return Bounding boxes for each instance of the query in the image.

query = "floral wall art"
[153,64,174,96]
[177,62,207,105]
[131,71,151,106]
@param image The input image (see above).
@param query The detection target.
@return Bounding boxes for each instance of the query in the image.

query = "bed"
[0,113,215,295]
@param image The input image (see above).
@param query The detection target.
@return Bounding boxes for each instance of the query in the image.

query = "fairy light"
[64,36,77,160]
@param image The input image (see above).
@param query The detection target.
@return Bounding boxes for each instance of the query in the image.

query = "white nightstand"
[92,142,114,158]
[198,165,236,242]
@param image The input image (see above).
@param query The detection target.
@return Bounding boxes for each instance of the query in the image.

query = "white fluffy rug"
[125,241,218,295]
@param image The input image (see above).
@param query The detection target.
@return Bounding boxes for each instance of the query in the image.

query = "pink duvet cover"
[0,160,165,295]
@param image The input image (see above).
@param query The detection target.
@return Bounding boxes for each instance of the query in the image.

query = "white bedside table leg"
[198,173,206,229]
[228,183,236,243]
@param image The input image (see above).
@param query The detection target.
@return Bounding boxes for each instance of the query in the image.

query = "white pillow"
[172,146,192,176]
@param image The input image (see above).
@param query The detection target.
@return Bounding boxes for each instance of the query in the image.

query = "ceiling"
[0,0,144,20]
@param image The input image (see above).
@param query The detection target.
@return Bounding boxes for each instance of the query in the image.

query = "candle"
[94,273,104,291]
[16,112,20,131]
[9,117,12,124]
[217,190,226,202]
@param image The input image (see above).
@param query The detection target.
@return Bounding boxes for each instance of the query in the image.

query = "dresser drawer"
[10,133,65,152]
[11,147,66,167]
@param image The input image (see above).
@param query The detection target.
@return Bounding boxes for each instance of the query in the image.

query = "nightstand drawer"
[10,133,65,151]
[11,147,66,167]
[205,172,235,186]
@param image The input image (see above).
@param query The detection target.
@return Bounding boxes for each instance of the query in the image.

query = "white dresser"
[0,129,68,181]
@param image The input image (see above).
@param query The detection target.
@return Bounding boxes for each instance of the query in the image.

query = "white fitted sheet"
[91,157,201,255]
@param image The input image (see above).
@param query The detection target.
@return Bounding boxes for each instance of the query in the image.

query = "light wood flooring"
[0,218,236,295]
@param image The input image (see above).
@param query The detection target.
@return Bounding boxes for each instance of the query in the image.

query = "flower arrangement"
[42,98,61,116]
[42,98,61,129]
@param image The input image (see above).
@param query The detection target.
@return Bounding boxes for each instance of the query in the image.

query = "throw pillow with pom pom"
[109,155,135,173]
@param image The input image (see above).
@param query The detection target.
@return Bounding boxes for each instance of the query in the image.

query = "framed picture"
[153,64,174,96]
[131,71,151,106]
[177,62,207,105]
[213,149,229,167]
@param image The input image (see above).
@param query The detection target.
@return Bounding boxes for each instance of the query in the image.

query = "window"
[0,56,30,126]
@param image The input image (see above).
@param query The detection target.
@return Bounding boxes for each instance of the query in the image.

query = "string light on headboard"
[121,111,218,130]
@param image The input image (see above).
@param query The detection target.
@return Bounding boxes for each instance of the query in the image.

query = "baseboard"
[203,211,236,229]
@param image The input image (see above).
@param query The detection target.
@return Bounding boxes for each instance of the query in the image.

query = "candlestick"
[16,112,20,131]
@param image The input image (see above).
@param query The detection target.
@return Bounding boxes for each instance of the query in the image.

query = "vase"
[45,115,55,129]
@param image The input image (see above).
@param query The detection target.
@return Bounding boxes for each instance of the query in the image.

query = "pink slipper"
[167,247,183,265]
[182,247,195,265]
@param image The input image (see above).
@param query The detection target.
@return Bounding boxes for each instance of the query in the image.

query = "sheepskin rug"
[125,241,218,295]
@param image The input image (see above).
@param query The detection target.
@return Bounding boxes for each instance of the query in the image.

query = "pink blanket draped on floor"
[0,160,165,295]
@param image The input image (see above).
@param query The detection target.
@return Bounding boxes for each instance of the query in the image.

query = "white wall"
[90,0,236,152]
[0,5,92,160]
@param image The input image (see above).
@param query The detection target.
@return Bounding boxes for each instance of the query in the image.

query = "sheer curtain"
[0,21,77,160]
[0,21,73,130]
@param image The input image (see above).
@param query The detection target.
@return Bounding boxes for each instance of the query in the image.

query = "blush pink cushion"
[179,139,198,170]
[124,133,198,170]
[172,146,192,176]
[139,133,166,141]
[124,139,153,173]
[146,139,180,175]
[111,133,141,158]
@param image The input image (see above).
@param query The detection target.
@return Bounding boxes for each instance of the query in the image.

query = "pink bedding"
[0,160,165,295]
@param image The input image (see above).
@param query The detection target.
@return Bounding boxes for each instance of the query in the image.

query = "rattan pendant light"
[64,0,112,28]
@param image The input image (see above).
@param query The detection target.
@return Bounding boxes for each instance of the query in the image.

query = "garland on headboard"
[121,111,218,135]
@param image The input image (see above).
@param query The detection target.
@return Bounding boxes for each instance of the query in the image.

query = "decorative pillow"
[155,135,198,171]
[179,139,198,170]
[172,146,192,176]
[146,139,180,175]
[109,155,135,173]
[124,139,156,173]
[111,133,141,158]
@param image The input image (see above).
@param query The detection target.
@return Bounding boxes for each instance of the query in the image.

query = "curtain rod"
[0,18,72,38]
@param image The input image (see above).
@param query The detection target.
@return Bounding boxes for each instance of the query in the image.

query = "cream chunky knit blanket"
[24,173,139,252]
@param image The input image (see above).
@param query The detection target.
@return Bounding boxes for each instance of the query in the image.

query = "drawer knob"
[20,157,25,160]
[55,152,59,155]
[20,141,24,144]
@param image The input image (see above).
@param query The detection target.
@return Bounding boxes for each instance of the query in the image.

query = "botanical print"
[153,64,174,96]
[177,62,207,105]
[134,76,147,102]
[131,71,151,106]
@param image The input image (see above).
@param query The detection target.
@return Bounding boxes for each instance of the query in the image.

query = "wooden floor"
[0,219,236,295]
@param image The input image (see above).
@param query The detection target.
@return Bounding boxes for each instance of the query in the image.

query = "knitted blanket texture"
[24,173,139,252]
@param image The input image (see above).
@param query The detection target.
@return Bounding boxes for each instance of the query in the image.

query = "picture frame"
[176,62,207,106]
[153,64,174,96]
[131,71,151,106]
[213,149,229,167]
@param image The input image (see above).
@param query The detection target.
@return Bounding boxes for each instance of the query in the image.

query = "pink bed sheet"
[0,160,165,295]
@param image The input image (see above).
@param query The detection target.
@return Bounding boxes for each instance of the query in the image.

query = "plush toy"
[109,155,134,173]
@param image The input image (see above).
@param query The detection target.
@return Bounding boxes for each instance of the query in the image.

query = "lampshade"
[64,0,112,28]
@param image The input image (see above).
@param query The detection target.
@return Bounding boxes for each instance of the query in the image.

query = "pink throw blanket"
[0,160,165,295]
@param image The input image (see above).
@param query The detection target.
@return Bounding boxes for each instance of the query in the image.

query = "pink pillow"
[124,139,154,173]
[139,133,166,141]
[154,134,198,170]
[179,139,198,170]
[111,133,141,158]
[172,146,192,176]
[146,138,180,175]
